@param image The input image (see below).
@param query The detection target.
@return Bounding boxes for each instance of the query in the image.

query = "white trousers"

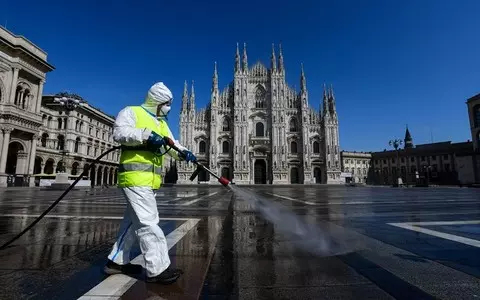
[107,186,170,277]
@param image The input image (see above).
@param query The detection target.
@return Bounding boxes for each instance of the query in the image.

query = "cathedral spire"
[190,80,195,111]
[271,43,277,73]
[242,42,248,73]
[300,63,306,92]
[329,84,337,116]
[182,80,189,112]
[235,43,240,73]
[278,44,284,73]
[322,83,329,117]
[212,61,218,92]
[404,125,414,149]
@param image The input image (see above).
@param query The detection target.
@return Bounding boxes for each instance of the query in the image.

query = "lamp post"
[389,139,403,186]
[49,93,83,189]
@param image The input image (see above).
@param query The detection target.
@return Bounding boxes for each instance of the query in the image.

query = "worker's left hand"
[182,150,197,163]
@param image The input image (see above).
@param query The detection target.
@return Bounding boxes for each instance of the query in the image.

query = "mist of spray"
[230,185,362,257]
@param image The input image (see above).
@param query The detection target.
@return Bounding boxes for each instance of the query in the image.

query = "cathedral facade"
[176,44,342,184]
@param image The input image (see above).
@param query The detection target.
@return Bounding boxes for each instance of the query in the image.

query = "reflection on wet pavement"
[0,185,479,299]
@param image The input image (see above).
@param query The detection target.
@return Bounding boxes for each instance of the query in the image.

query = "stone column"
[0,128,13,187]
[0,130,4,168]
[28,135,38,187]
[0,128,13,173]
[9,68,19,104]
[28,134,38,175]
[36,80,45,113]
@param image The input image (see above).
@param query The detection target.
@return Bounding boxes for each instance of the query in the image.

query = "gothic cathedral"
[176,44,341,184]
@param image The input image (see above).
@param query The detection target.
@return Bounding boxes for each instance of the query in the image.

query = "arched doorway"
[90,165,96,187]
[198,169,208,182]
[314,167,322,184]
[6,142,25,174]
[109,169,114,185]
[34,157,43,175]
[290,167,300,184]
[71,162,79,175]
[254,160,267,184]
[103,167,109,185]
[44,159,54,174]
[221,167,231,181]
[96,166,103,186]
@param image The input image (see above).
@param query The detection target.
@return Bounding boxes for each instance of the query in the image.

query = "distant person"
[103,82,196,284]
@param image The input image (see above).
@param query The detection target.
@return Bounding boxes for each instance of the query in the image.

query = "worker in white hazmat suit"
[103,82,196,284]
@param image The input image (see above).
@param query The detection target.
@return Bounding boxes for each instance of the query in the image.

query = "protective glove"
[146,131,166,151]
[182,150,197,163]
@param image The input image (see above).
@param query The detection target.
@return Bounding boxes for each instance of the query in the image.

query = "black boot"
[103,260,143,275]
[146,267,183,284]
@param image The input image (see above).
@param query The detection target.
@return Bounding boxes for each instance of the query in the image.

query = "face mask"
[157,105,171,117]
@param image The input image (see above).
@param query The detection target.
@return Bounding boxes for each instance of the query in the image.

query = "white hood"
[142,82,173,115]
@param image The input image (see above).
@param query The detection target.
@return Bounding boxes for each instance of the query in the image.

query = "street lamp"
[53,95,82,173]
[49,93,83,189]
[389,139,403,186]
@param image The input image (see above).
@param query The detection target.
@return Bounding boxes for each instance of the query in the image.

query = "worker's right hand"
[146,131,166,150]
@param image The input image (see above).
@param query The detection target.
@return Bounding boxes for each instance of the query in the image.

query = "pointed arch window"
[222,117,230,131]
[289,117,298,132]
[255,86,266,109]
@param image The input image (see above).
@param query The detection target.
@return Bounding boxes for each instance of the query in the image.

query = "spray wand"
[162,137,231,188]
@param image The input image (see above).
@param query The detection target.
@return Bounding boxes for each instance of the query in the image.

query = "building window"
[289,118,298,132]
[87,146,91,156]
[255,86,266,109]
[222,141,229,153]
[41,133,48,147]
[443,154,449,160]
[313,141,320,153]
[421,156,426,161]
[474,104,480,127]
[411,157,415,162]
[432,155,437,160]
[74,138,80,153]
[401,158,405,163]
[411,166,416,173]
[199,141,206,153]
[222,117,230,131]
[255,122,265,137]
[444,164,450,172]
[57,135,65,150]
[290,141,297,154]
[58,118,63,130]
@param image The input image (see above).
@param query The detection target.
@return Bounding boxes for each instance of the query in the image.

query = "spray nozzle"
[218,177,230,187]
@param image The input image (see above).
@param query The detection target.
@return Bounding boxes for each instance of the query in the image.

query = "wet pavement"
[0,185,479,299]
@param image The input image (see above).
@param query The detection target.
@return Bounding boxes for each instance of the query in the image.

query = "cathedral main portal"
[254,159,267,184]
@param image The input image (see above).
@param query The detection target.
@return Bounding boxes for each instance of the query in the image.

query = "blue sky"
[2,0,479,151]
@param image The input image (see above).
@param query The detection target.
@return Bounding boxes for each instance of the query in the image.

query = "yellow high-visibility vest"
[117,106,170,189]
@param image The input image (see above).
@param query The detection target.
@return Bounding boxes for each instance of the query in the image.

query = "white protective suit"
[107,82,187,278]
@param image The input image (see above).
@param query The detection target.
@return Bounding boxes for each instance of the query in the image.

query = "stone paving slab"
[0,185,480,299]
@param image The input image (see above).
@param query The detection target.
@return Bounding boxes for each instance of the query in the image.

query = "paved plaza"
[0,185,479,299]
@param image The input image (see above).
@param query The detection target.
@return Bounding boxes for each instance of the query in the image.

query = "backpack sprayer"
[0,135,230,251]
